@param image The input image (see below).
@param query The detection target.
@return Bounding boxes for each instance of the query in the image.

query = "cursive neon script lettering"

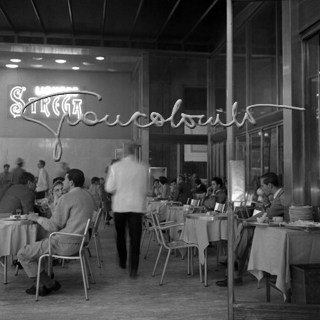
[20,90,305,161]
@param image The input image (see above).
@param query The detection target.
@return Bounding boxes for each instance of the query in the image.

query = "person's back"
[12,166,25,185]
[109,156,148,213]
[173,176,192,204]
[0,184,35,215]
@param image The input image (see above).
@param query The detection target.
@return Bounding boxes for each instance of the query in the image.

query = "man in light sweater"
[106,144,148,278]
[18,169,95,296]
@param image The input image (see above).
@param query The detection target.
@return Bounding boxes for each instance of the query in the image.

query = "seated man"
[0,172,36,216]
[173,175,193,204]
[194,178,207,194]
[201,177,227,211]
[17,169,95,296]
[216,172,284,286]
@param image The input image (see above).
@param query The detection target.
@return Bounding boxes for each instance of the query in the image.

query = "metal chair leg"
[152,245,163,276]
[204,248,208,287]
[144,231,153,259]
[159,249,171,286]
[80,255,89,301]
[94,236,101,268]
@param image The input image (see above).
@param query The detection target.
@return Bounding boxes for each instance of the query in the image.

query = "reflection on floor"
[0,221,284,320]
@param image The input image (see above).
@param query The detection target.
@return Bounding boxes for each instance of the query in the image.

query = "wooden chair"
[35,219,95,301]
[149,211,202,286]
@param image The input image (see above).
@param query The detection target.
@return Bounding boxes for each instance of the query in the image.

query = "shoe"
[13,260,23,269]
[216,277,243,287]
[25,285,48,296]
[46,281,61,294]
[119,262,126,269]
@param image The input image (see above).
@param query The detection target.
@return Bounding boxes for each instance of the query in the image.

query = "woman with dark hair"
[152,179,161,197]
[202,177,227,211]
[158,176,170,199]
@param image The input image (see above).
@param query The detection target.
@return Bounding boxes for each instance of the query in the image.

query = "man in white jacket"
[36,160,49,199]
[106,144,148,279]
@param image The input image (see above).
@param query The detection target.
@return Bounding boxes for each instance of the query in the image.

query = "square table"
[247,225,320,299]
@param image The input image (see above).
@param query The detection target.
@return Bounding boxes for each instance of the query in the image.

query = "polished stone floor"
[0,220,284,320]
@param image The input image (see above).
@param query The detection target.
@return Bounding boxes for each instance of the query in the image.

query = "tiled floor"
[0,220,284,320]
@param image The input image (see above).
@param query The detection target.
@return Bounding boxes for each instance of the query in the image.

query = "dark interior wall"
[0,68,133,139]
[149,55,207,180]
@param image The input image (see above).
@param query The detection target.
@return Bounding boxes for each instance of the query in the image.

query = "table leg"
[204,248,208,287]
[4,256,7,284]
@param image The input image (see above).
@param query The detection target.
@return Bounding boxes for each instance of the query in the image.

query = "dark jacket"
[0,184,35,215]
[173,181,192,204]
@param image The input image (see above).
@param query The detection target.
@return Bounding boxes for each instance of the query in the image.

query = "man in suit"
[216,172,285,287]
[173,175,192,204]
[0,171,36,216]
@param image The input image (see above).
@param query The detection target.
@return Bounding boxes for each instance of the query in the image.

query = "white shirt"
[105,155,148,213]
[273,188,282,200]
[37,167,49,192]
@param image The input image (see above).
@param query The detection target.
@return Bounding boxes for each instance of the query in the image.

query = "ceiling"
[0,0,254,71]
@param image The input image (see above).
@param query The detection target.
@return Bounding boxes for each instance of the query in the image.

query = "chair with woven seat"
[150,211,202,286]
[35,218,95,301]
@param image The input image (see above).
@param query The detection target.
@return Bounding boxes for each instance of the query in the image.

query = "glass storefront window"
[305,33,320,205]
[249,131,262,190]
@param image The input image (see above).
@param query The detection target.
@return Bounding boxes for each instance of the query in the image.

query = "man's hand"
[28,213,39,222]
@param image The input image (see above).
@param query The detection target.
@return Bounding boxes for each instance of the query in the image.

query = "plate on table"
[281,221,320,232]
[10,214,28,220]
[248,222,269,227]
[268,222,281,227]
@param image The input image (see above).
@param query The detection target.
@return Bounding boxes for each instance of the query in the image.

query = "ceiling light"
[6,64,18,68]
[33,57,43,60]
[55,59,66,64]
[72,67,79,70]
[10,59,21,63]
[107,68,117,72]
[96,56,105,61]
[83,62,94,66]
[30,64,43,68]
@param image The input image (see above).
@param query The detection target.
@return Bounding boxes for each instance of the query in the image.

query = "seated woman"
[201,177,227,211]
[168,179,177,200]
[152,179,161,197]
[40,180,64,219]
[158,176,170,199]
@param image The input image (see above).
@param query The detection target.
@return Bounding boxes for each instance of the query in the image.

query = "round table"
[0,218,38,284]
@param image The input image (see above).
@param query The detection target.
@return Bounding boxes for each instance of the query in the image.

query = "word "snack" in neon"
[20,90,305,161]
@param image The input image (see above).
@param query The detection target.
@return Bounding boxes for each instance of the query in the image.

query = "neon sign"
[9,86,83,119]
[20,90,305,162]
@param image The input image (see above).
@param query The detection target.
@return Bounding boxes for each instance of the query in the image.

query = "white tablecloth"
[248,226,320,296]
[0,219,38,256]
[180,216,238,264]
[146,201,168,221]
